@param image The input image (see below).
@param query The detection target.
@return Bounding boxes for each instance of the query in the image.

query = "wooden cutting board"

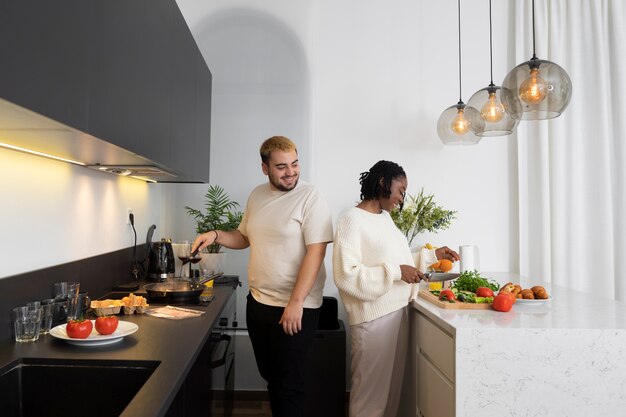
[418,289,492,310]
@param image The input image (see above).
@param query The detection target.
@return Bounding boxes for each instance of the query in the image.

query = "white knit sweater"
[332,207,437,325]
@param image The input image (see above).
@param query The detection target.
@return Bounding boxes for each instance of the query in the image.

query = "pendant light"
[501,0,572,120]
[437,0,483,145]
[467,0,518,136]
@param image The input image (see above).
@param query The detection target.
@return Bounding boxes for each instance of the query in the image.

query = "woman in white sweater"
[333,160,459,417]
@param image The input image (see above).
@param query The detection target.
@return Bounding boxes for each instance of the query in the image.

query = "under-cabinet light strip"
[0,142,86,166]
[130,176,157,183]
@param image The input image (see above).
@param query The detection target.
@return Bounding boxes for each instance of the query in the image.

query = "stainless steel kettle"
[147,236,175,282]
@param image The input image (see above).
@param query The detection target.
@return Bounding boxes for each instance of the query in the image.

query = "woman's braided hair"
[359,160,406,205]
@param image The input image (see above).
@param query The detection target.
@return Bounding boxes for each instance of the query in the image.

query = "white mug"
[459,245,479,272]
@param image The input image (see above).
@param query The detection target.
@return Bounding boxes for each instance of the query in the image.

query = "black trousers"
[246,292,320,417]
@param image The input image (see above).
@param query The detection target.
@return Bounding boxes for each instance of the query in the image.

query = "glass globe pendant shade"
[501,58,572,120]
[437,102,483,145]
[467,85,518,137]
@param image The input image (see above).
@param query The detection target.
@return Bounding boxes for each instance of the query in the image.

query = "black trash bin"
[304,296,346,417]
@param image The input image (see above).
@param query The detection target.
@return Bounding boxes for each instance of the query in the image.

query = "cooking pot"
[144,281,205,305]
[147,237,175,282]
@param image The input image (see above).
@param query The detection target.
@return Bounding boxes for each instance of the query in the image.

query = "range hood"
[0,98,201,183]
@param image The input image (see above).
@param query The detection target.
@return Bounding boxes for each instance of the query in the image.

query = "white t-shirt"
[238,181,334,309]
[333,207,437,325]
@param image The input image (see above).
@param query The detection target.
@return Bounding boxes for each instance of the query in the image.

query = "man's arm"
[192,229,250,253]
[279,242,328,336]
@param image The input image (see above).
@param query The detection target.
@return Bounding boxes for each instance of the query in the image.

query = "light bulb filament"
[481,92,505,123]
[451,108,471,134]
[519,67,547,104]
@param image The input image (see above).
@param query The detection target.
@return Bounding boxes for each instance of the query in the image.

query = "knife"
[423,272,460,282]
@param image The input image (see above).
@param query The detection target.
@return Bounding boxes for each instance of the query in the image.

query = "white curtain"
[514,0,626,300]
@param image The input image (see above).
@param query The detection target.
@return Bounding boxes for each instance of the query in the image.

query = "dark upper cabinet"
[0,0,211,183]
[170,4,202,180]
[0,1,93,131]
[194,53,213,182]
[88,0,174,168]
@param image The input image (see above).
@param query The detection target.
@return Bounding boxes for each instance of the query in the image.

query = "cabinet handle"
[210,334,231,368]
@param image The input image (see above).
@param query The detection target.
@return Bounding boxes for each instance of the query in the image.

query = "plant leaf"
[185,184,243,253]
[390,187,456,246]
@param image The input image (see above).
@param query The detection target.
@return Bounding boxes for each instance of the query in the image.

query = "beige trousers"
[349,306,409,417]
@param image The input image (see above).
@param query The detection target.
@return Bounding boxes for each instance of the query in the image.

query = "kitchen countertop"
[413,271,626,333]
[411,272,626,417]
[0,284,235,417]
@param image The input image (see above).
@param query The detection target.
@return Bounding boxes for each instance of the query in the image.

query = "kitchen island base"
[408,275,626,417]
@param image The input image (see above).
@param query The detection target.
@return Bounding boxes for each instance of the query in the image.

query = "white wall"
[0,147,166,278]
[173,0,516,391]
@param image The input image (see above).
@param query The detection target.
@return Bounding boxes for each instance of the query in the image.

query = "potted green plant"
[390,187,457,247]
[185,185,243,276]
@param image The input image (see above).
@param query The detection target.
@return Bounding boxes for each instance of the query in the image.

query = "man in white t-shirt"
[193,136,333,417]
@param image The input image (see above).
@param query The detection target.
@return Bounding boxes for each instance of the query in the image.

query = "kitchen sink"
[0,357,159,417]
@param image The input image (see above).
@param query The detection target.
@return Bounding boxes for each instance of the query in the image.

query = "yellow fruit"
[425,243,433,250]
[429,281,443,291]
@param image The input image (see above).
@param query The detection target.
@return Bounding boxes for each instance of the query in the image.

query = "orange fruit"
[430,259,454,272]
[438,259,454,272]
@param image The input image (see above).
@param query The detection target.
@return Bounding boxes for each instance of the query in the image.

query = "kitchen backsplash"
[0,245,146,342]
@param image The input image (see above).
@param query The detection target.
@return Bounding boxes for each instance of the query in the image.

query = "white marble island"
[408,272,626,417]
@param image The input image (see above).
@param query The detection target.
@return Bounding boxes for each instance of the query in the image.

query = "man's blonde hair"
[260,136,298,164]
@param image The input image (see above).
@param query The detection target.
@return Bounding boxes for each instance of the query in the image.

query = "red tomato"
[476,287,494,297]
[492,294,514,312]
[95,316,119,335]
[439,289,456,302]
[66,319,93,339]
[498,290,517,304]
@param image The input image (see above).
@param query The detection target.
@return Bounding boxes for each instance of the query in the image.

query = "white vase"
[199,252,226,276]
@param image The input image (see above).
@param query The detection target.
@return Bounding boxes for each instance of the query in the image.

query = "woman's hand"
[400,264,424,284]
[435,246,460,262]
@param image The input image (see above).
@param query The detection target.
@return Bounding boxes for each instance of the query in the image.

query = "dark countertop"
[0,284,235,417]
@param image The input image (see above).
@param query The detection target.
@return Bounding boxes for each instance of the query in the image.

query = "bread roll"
[531,286,549,299]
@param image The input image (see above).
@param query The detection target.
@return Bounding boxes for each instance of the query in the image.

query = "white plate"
[49,320,138,346]
[516,297,551,305]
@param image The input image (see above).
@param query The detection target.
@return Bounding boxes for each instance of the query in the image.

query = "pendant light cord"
[488,0,494,86]
[528,0,537,59]
[457,0,463,103]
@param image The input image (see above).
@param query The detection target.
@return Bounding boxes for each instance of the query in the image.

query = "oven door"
[210,291,236,417]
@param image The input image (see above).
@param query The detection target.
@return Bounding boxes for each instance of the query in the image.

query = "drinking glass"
[189,249,202,281]
[177,241,191,278]
[40,299,56,334]
[67,292,90,321]
[13,305,42,342]
[53,281,80,301]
